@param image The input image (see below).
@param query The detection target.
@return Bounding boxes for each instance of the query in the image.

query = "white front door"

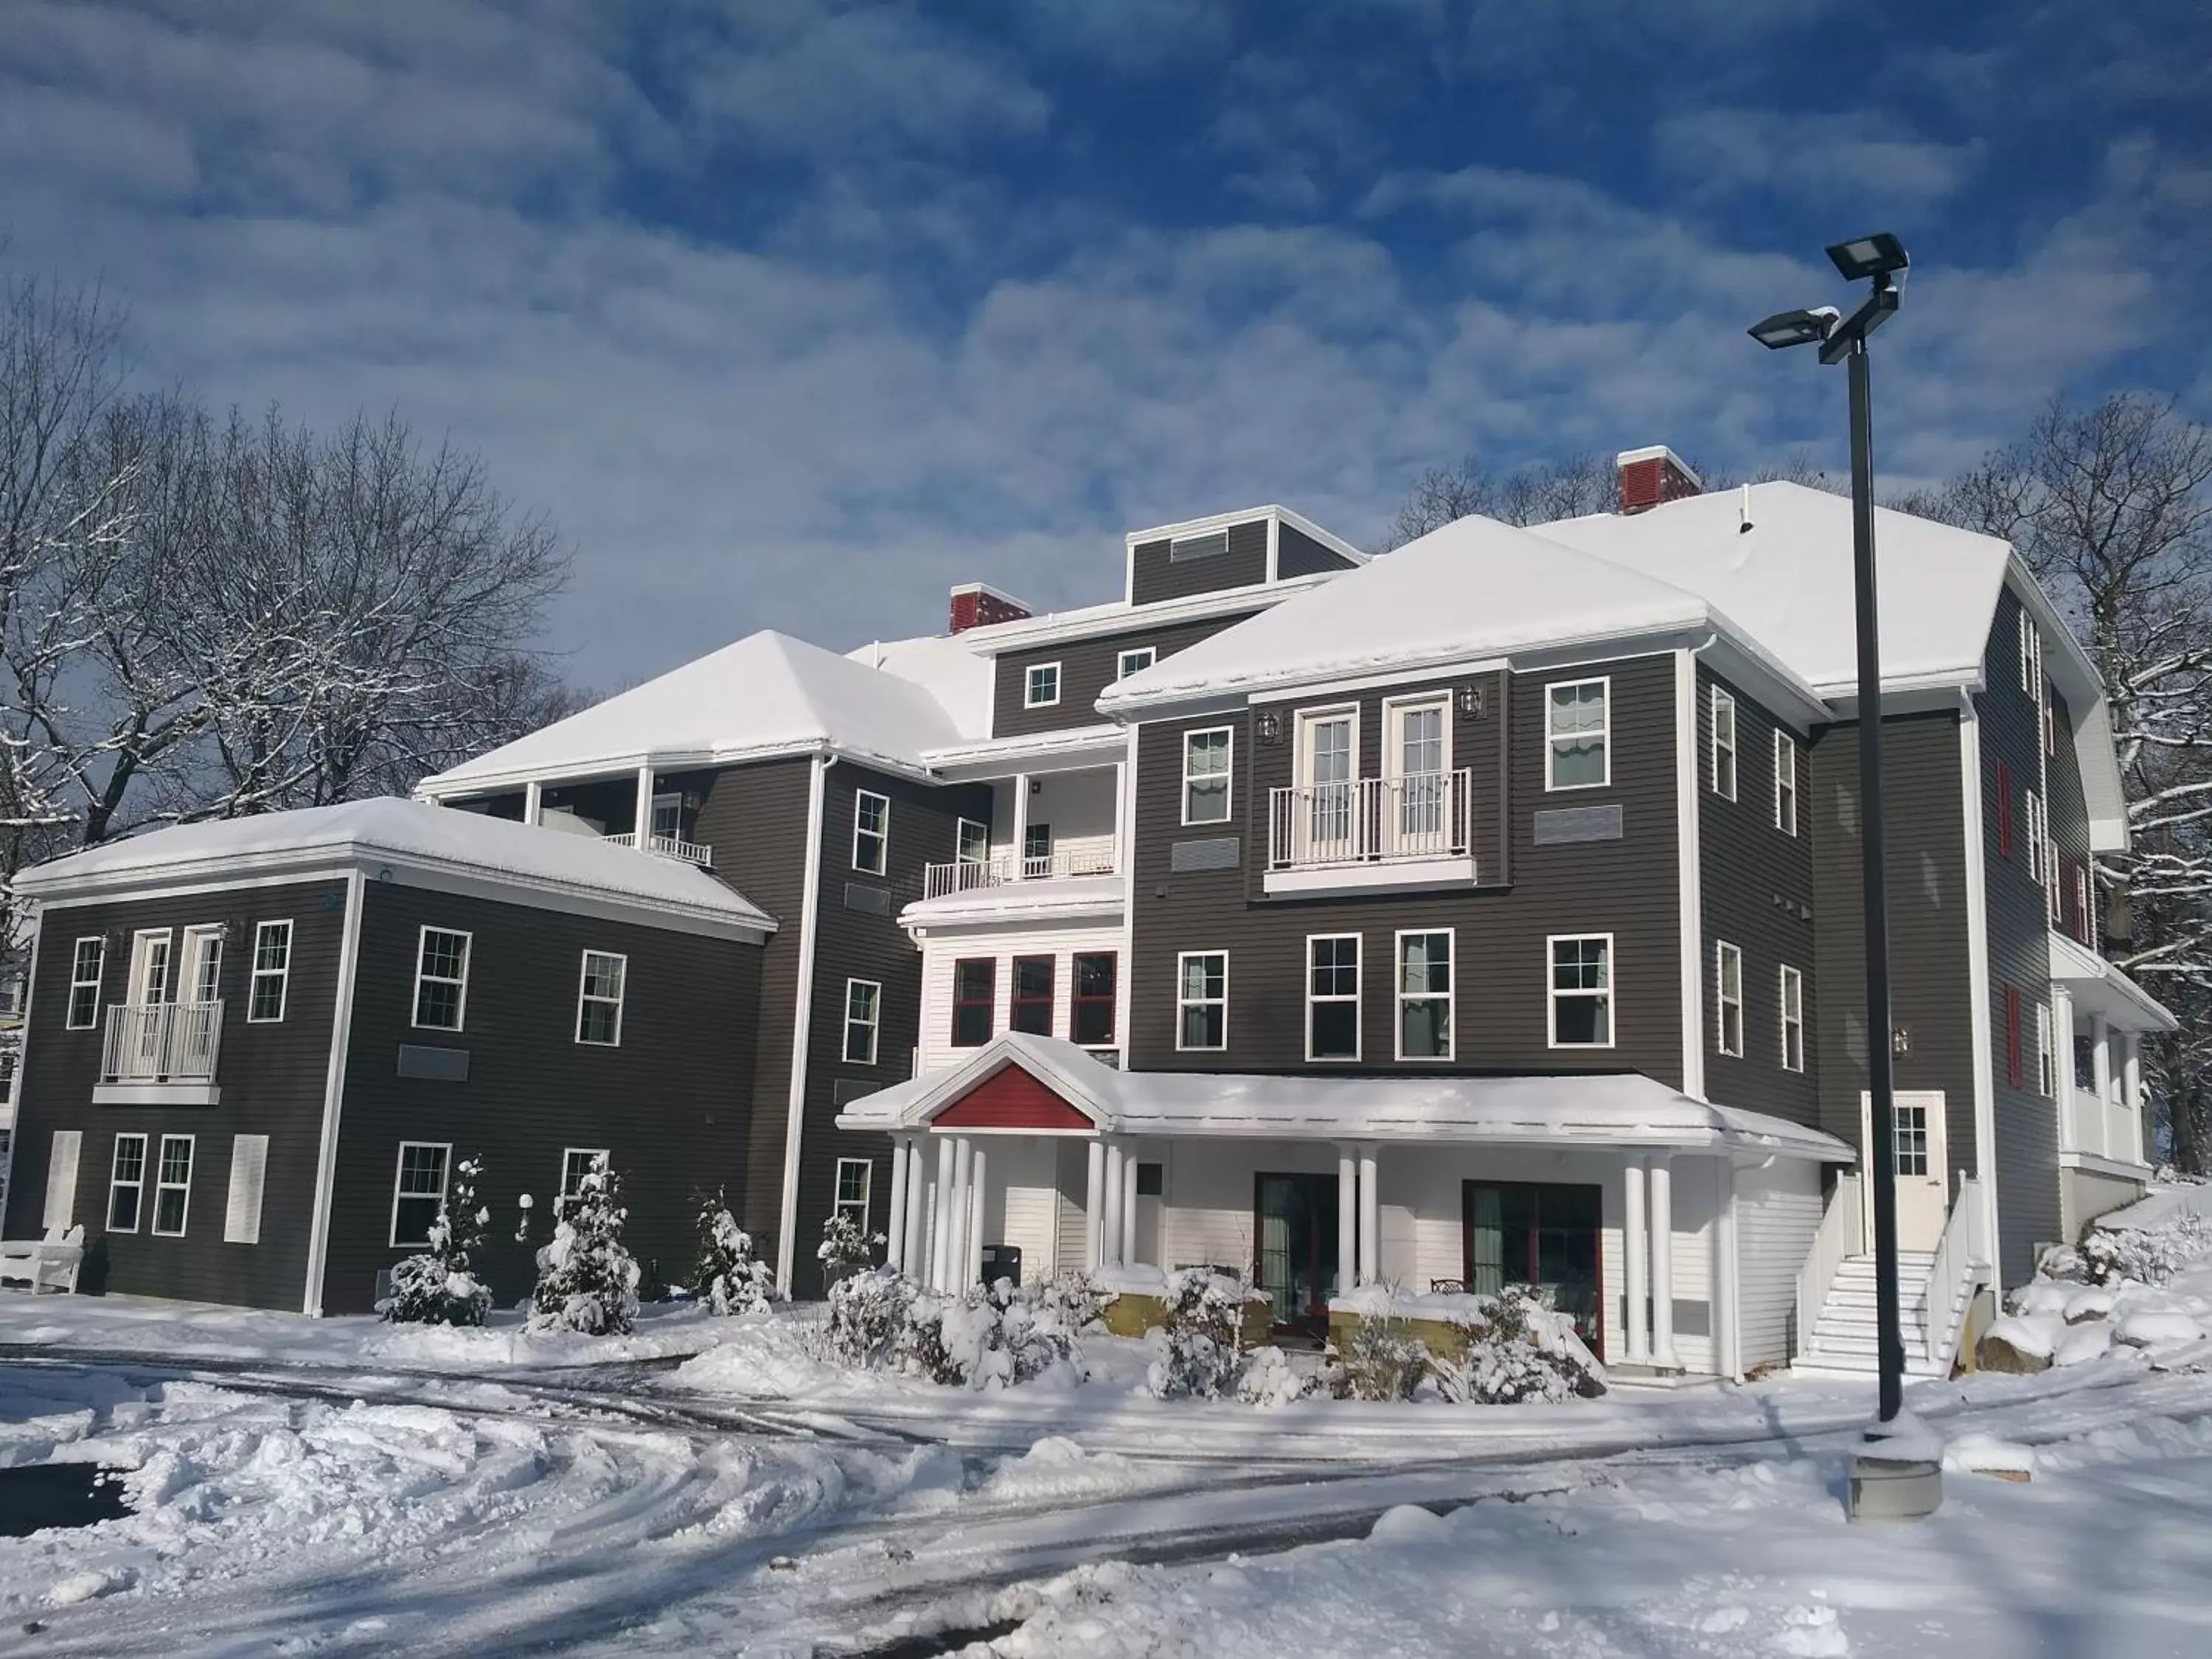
[1385,696,1451,856]
[128,930,173,1006]
[1860,1090,1950,1251]
[1297,710,1358,863]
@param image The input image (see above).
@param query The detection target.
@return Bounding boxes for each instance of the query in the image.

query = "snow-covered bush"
[824,1271,1082,1388]
[1334,1312,1430,1402]
[1036,1269,1106,1333]
[1433,1285,1607,1404]
[817,1211,886,1284]
[1234,1345,1319,1408]
[381,1155,493,1327]
[1144,1269,1250,1400]
[2079,1214,2211,1287]
[824,1267,916,1368]
[528,1155,641,1335]
[691,1189,780,1315]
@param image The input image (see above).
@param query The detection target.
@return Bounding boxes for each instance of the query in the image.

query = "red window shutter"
[2005,984,2023,1087]
[1996,762,2013,860]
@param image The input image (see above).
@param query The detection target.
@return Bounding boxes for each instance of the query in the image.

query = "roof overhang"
[2049,931,2177,1032]
[417,736,941,801]
[837,1038,1116,1133]
[920,725,1127,779]
[900,883,1125,935]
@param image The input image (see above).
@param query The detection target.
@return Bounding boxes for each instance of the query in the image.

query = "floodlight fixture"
[1748,305,1841,351]
[1826,232,1910,283]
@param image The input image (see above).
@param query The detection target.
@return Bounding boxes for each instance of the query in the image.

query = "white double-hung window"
[1715,941,1744,1057]
[1545,678,1609,789]
[1307,935,1360,1062]
[248,920,292,1023]
[1549,935,1613,1048]
[1779,965,1805,1072]
[1773,731,1799,835]
[412,928,471,1031]
[576,950,627,1046]
[1024,661,1062,708]
[1182,728,1234,824]
[1176,951,1228,1051]
[852,790,890,874]
[1711,688,1737,799]
[1397,931,1454,1060]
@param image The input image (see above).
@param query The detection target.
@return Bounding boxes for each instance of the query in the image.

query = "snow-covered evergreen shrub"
[1234,1345,1318,1407]
[1144,1269,1248,1399]
[528,1155,641,1335]
[1037,1270,1106,1333]
[1334,1312,1430,1402]
[691,1189,780,1315]
[1433,1285,1607,1404]
[817,1211,886,1284]
[380,1155,493,1327]
[2078,1214,2211,1287]
[824,1267,915,1368]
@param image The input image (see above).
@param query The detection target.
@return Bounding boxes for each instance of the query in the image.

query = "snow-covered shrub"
[528,1155,641,1335]
[2079,1214,2211,1287]
[1235,1345,1318,1407]
[1036,1269,1106,1333]
[899,1280,1083,1390]
[824,1267,915,1368]
[1335,1312,1430,1402]
[817,1211,886,1284]
[381,1155,493,1327]
[1144,1269,1249,1399]
[1433,1285,1607,1404]
[691,1189,780,1315]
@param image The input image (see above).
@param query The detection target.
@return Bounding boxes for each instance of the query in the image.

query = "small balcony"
[922,839,1119,901]
[97,1001,223,1105]
[1265,770,1475,895]
[601,831,714,868]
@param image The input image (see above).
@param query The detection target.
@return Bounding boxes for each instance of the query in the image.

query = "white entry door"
[1297,710,1358,864]
[1859,1090,1950,1251]
[1384,696,1451,858]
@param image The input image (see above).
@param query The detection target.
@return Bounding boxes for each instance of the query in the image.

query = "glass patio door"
[1254,1172,1339,1332]
[1387,698,1449,854]
[1464,1180,1602,1349]
[1298,712,1357,863]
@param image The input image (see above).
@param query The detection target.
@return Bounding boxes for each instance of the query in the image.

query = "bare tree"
[1377,451,1611,549]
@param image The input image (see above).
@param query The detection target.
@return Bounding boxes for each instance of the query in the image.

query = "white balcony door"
[1860,1090,1950,1252]
[128,929,173,1006]
[183,926,223,1004]
[1298,710,1358,864]
[178,926,224,1074]
[1386,697,1450,855]
[122,930,174,1078]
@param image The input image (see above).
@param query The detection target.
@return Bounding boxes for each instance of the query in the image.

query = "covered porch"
[838,1034,1852,1377]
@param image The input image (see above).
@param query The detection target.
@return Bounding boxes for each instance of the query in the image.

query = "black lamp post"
[1750,234,1938,1515]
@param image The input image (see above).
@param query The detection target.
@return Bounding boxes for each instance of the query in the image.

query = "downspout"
[1957,692,2004,1286]
[302,867,367,1315]
[1675,634,1719,1103]
[776,752,832,1292]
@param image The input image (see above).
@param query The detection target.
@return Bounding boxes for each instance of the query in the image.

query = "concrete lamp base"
[1846,1415,1944,1523]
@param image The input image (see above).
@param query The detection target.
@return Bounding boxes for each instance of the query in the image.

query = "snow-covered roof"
[1098,515,1726,714]
[15,798,776,938]
[417,631,975,796]
[844,632,992,740]
[2048,931,2177,1032]
[838,1033,1853,1160]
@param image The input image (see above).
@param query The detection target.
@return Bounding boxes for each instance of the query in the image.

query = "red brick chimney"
[1615,445,1702,515]
[948,582,1032,634]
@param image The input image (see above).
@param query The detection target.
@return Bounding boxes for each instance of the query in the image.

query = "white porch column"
[886,1139,911,1272]
[902,1137,928,1274]
[523,778,543,827]
[1649,1155,1677,1369]
[950,1136,973,1291]
[1337,1148,1357,1297]
[2090,1012,2113,1158]
[1714,1156,1742,1383]
[2053,985,2078,1151]
[1622,1155,1650,1365]
[967,1144,987,1288]
[2122,1032,2145,1161]
[1102,1141,1126,1267]
[1357,1144,1380,1287]
[1084,1138,1106,1271]
[635,762,655,844]
[1012,771,1032,876]
[1121,1149,1141,1267]
[930,1135,956,1290]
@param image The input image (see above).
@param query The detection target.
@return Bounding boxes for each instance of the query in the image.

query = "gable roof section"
[15,797,776,939]
[1097,512,1722,714]
[418,630,973,796]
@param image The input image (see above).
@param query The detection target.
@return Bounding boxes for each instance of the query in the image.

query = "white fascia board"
[1815,676,1980,716]
[921,725,1127,777]
[1696,635,1833,731]
[1124,503,1284,548]
[2076,695,2129,853]
[1251,659,1508,705]
[902,894,1126,934]
[1262,858,1475,897]
[420,737,942,800]
[956,572,1338,655]
[1275,507,1371,565]
[2048,931,2179,1032]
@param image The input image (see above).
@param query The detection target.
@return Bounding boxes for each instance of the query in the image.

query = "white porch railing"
[1795,1169,1863,1360]
[1266,769,1473,871]
[101,1001,223,1085]
[922,838,1119,900]
[602,832,714,867]
[1923,1175,1990,1373]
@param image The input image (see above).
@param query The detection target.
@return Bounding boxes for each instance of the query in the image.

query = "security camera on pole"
[1750,232,1943,1520]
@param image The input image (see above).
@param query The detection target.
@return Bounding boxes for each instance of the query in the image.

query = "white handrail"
[1922,1175,1988,1372]
[1795,1169,1863,1360]
[922,841,1119,900]
[100,1001,224,1084]
[1266,769,1473,871]
[602,831,714,866]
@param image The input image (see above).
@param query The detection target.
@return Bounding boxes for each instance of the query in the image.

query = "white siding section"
[224,1135,270,1245]
[1054,1140,1090,1272]
[1668,1156,1719,1377]
[1736,1157,1823,1368]
[994,1136,1061,1281]
[43,1130,81,1232]
[916,922,1124,1072]
[987,770,1119,864]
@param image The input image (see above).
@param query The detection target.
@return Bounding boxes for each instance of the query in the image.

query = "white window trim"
[389,1141,451,1248]
[956,817,990,865]
[181,923,224,1005]
[1544,675,1611,792]
[1715,940,1745,1058]
[852,788,891,874]
[1382,691,1454,781]
[575,949,627,1046]
[844,977,882,1066]
[2024,790,2043,882]
[1180,726,1236,827]
[2035,1002,2054,1099]
[66,936,105,1029]
[1779,964,1805,1074]
[151,1133,195,1238]
[1304,933,1362,1063]
[1023,661,1062,709]
[1394,928,1455,1062]
[1169,527,1231,563]
[1547,931,1616,1051]
[108,1132,147,1234]
[247,919,293,1023]
[128,927,174,1006]
[1710,686,1737,800]
[1116,647,1156,681]
[1773,729,1799,835]
[560,1147,611,1201]
[411,925,473,1032]
[1175,949,1228,1052]
[650,790,684,838]
[833,1156,873,1225]
[1294,703,1362,792]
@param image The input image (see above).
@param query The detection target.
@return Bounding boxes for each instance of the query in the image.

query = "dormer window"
[1117,647,1156,681]
[1169,529,1230,563]
[1024,662,1061,708]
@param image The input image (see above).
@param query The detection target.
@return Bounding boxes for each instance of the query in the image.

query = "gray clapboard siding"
[990,613,1257,740]
[1130,518,1269,606]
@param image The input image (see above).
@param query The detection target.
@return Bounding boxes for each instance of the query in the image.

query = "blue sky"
[3,1,2206,692]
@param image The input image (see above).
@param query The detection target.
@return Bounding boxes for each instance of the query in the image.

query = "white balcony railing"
[922,839,1119,901]
[1795,1169,1863,1362]
[602,832,714,868]
[101,1001,223,1085]
[1267,769,1473,870]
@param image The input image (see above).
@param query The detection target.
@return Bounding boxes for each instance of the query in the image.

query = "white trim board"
[302,867,367,1315]
[776,754,830,1292]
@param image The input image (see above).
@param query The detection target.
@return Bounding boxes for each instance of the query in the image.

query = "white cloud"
[1653,109,1980,209]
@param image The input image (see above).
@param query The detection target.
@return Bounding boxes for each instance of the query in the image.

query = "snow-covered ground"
[4,1192,2211,1657]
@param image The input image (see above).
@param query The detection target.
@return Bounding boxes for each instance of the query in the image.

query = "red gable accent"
[933,1063,1094,1130]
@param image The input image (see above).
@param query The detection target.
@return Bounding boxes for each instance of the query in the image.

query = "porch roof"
[837,1032,1854,1161]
